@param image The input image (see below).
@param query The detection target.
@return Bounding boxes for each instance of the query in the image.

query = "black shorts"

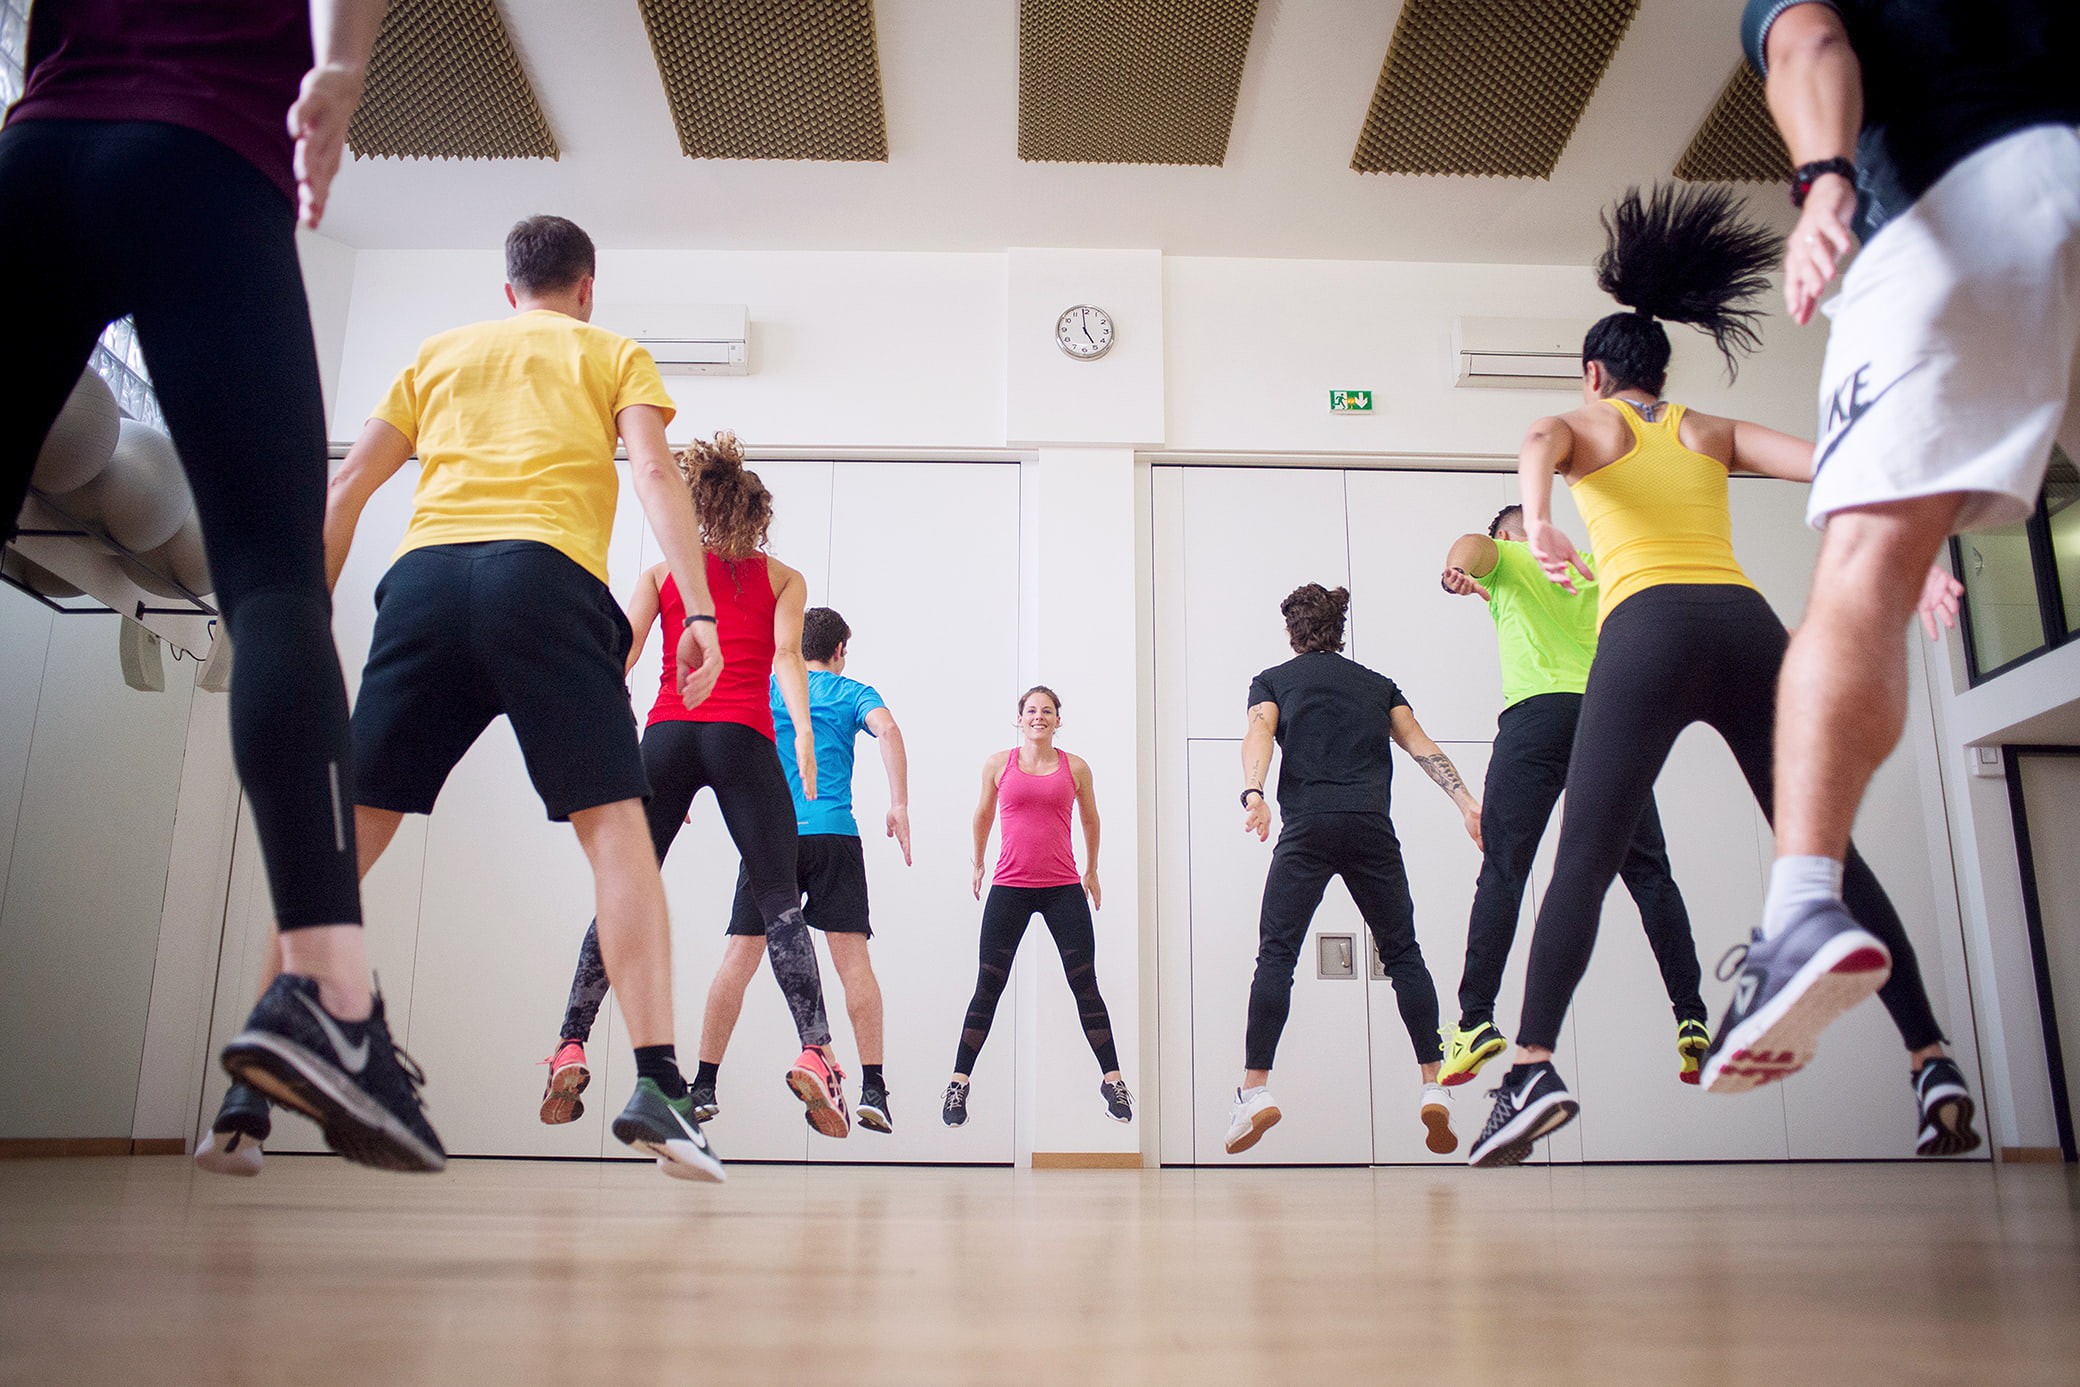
[351,540,647,822]
[727,833,872,938]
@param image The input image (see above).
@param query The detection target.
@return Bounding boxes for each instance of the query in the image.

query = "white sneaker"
[1421,1083,1456,1155]
[1224,1087,1281,1154]
[193,1128,265,1177]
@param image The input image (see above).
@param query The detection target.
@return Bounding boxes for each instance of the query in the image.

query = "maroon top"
[8,0,313,203]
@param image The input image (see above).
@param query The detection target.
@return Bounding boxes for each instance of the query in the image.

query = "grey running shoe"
[1914,1056,1982,1157]
[857,1081,892,1133]
[611,1078,725,1183]
[687,1078,720,1124]
[194,1081,272,1177]
[1100,1078,1134,1123]
[1702,902,1891,1094]
[942,1078,970,1127]
[221,975,445,1173]
[1468,1062,1577,1168]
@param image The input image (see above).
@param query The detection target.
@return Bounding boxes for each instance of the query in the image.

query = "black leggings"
[954,883,1119,1075]
[2,119,357,928]
[1516,585,1944,1052]
[561,719,829,1047]
[1247,811,1443,1071]
[1458,692,1704,1029]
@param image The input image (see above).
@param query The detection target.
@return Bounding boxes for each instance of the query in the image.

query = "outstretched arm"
[621,404,721,708]
[1389,705,1482,850]
[323,417,411,591]
[1071,755,1102,910]
[1241,701,1278,841]
[1441,533,1500,601]
[622,564,664,677]
[1517,417,1593,593]
[1759,2,1864,325]
[865,707,911,865]
[1729,419,1817,482]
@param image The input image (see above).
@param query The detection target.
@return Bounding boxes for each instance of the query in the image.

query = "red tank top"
[648,554,777,738]
[993,749,1081,888]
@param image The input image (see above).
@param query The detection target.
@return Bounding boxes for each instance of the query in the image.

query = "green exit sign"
[1329,390,1374,413]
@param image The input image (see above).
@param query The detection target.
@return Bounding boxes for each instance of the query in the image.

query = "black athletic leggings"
[1458,692,1705,1030]
[954,883,1119,1075]
[1,119,357,928]
[1516,584,1944,1052]
[1247,811,1443,1071]
[561,719,829,1047]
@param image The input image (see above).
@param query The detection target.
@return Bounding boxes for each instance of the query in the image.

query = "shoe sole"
[222,1031,444,1173]
[1701,934,1891,1094]
[1917,1093,1982,1157]
[691,1100,720,1123]
[857,1103,891,1133]
[538,1062,590,1126]
[1469,1093,1578,1168]
[610,1114,727,1184]
[1422,1103,1457,1155]
[788,1067,851,1138]
[1224,1104,1282,1155]
[1441,1040,1506,1088]
[193,1130,264,1177]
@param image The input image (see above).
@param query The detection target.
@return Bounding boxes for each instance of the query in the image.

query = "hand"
[1243,795,1271,841]
[676,622,722,709]
[971,862,985,901]
[1461,801,1484,852]
[1082,867,1102,911]
[795,729,818,802]
[287,64,365,231]
[1439,567,1491,601]
[1784,174,1859,326]
[886,805,913,865]
[1525,517,1593,594]
[1916,563,1964,642]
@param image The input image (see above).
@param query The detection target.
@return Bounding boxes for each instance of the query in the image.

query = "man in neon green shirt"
[1437,504,1709,1086]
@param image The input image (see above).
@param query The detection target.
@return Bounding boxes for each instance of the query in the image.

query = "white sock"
[1762,855,1846,939]
[1422,1083,1447,1102]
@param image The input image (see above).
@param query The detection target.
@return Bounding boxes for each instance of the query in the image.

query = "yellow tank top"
[1570,399,1755,628]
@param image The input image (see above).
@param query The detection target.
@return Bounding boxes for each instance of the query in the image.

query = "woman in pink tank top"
[940,686,1133,1129]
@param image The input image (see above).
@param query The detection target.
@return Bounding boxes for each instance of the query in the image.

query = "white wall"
[296,228,360,423]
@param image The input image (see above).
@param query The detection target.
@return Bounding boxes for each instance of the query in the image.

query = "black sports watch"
[1791,157,1856,207]
[683,613,717,629]
[1241,788,1265,808]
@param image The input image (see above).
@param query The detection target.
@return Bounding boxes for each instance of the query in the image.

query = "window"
[1954,448,2078,684]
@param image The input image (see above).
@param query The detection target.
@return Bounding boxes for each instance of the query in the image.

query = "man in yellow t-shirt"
[214,215,729,1182]
[1435,503,1707,1089]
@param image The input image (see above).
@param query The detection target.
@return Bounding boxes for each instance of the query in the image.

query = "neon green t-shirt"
[1483,540,1598,706]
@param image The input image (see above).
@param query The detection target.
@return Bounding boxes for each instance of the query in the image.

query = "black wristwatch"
[1241,788,1265,808]
[1791,157,1856,208]
[683,613,717,629]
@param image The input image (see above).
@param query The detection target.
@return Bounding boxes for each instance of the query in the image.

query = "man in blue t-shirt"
[705,608,911,1132]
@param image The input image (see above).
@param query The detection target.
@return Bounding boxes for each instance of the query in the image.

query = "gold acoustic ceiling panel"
[346,0,557,160]
[1352,0,1639,177]
[1017,0,1259,166]
[1674,63,1790,184]
[639,0,888,161]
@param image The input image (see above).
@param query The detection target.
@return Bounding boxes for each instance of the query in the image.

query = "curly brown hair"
[1282,583,1349,654]
[679,431,772,560]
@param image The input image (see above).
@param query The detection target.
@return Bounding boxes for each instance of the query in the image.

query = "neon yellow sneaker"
[1676,1019,1711,1085]
[1440,1022,1507,1087]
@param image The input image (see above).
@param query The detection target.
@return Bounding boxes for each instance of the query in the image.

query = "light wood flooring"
[2,1156,2075,1384]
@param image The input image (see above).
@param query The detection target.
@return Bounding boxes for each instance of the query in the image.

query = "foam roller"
[139,515,214,598]
[31,369,121,495]
[93,420,194,554]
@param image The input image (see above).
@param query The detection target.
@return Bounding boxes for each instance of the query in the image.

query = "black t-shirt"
[1742,0,2080,241]
[1246,651,1410,817]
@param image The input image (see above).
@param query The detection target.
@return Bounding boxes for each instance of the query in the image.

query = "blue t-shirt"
[771,670,886,837]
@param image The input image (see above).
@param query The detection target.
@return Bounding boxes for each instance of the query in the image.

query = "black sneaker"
[1701,902,1891,1094]
[857,1081,893,1133]
[688,1078,720,1123]
[1100,1077,1134,1123]
[942,1078,970,1127]
[611,1078,725,1183]
[1468,1061,1578,1168]
[1914,1056,1982,1157]
[221,974,445,1173]
[194,1081,273,1177]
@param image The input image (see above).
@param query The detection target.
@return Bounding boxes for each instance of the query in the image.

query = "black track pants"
[953,883,1119,1075]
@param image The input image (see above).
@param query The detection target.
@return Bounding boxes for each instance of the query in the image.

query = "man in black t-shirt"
[1712,2,2070,1153]
[1222,583,1482,1158]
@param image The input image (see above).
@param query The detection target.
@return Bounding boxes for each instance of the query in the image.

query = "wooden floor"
[2,1156,2076,1384]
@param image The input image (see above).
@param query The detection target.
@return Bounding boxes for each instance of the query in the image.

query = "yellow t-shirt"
[373,309,676,586]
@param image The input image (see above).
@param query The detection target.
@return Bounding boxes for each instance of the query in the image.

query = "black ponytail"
[1582,183,1781,393]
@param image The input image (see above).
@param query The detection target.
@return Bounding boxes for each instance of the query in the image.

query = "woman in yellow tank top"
[1469,185,1977,1168]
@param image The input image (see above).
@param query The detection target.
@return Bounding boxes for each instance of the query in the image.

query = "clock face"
[1055,304,1115,360]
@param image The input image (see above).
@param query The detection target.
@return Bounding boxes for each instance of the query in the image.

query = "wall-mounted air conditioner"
[1454,316,1588,390]
[593,303,750,375]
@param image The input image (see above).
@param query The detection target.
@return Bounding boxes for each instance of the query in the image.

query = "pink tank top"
[993,749,1081,888]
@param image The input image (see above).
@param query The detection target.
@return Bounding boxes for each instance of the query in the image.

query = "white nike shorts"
[1808,123,2080,533]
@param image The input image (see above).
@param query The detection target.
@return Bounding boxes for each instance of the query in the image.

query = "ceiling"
[321,0,1794,265]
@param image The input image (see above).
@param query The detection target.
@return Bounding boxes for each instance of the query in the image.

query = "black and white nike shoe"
[1468,1061,1578,1168]
[1701,902,1891,1094]
[611,1079,726,1183]
[1913,1056,1982,1158]
[220,974,446,1173]
[194,1081,272,1177]
[856,1080,893,1133]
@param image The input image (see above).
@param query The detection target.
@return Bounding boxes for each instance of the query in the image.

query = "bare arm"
[1389,704,1483,849]
[1517,416,1593,593]
[1242,701,1278,841]
[291,0,385,229]
[1729,419,1817,483]
[1070,755,1102,910]
[322,417,412,591]
[620,404,720,706]
[971,753,1005,899]
[1764,3,1863,325]
[1441,532,1500,601]
[865,707,911,866]
[770,562,816,801]
[622,564,664,677]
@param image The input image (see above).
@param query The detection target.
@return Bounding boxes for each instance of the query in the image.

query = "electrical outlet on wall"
[1969,745,2004,779]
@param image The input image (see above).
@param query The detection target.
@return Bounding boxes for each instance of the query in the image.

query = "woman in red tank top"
[940,685,1133,1129]
[548,433,852,1139]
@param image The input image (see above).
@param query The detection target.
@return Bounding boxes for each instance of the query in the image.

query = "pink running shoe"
[787,1045,851,1138]
[539,1040,591,1125]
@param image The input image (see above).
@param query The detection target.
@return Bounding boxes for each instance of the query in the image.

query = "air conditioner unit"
[1454,316,1588,390]
[593,303,749,375]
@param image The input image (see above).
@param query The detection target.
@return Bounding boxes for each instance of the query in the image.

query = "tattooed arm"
[1388,705,1483,850]
[1241,701,1278,841]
